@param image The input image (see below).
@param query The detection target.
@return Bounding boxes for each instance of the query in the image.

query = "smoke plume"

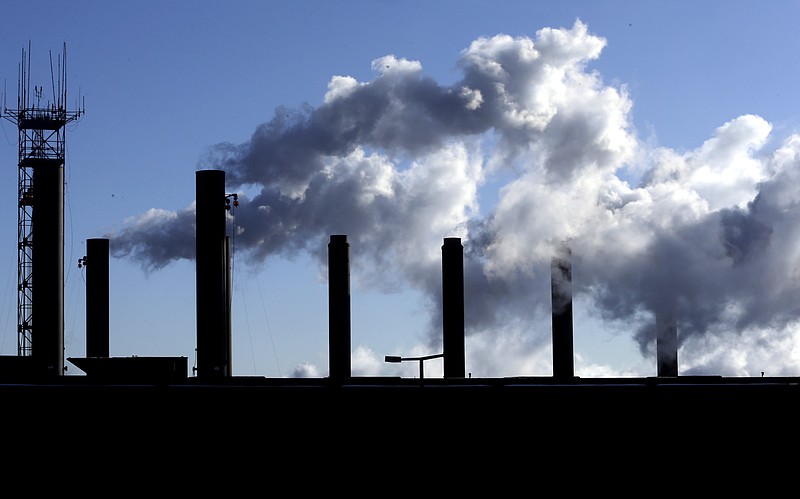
[109,20,800,377]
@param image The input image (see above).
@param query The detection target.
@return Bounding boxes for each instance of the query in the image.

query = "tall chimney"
[32,161,64,376]
[195,169,229,379]
[656,307,678,377]
[442,237,465,378]
[328,234,351,381]
[551,243,574,380]
[85,238,109,358]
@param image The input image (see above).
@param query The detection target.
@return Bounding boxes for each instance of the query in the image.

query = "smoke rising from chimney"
[107,20,800,376]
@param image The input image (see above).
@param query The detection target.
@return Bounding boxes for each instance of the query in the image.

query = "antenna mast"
[1,42,84,375]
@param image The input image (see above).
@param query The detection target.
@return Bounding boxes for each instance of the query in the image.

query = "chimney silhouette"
[32,161,65,376]
[195,169,230,379]
[656,307,678,377]
[85,238,109,358]
[328,234,351,381]
[442,237,465,378]
[551,243,574,379]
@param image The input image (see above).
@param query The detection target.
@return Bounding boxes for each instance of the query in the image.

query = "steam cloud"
[109,20,800,377]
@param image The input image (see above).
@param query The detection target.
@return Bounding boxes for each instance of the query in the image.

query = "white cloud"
[110,20,800,378]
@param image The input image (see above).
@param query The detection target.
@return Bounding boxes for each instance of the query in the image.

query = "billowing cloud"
[108,20,800,377]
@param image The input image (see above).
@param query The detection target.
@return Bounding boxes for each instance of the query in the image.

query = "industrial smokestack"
[195,169,230,379]
[328,234,351,381]
[85,238,109,358]
[656,307,678,377]
[31,161,65,376]
[225,235,233,375]
[328,235,351,380]
[442,237,465,378]
[551,243,574,380]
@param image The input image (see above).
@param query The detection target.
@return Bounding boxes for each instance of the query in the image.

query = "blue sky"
[3,1,800,378]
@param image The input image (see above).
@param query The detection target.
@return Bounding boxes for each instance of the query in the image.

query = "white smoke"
[108,19,800,377]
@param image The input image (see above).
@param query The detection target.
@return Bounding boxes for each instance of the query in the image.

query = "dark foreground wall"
[3,376,797,443]
[3,377,797,489]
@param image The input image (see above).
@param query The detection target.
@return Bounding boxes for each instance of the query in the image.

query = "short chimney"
[551,243,574,379]
[656,307,678,377]
[85,238,110,358]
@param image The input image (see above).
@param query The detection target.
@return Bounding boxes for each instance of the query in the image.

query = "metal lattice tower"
[2,42,83,361]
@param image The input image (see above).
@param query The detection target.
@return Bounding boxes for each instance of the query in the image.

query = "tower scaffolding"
[1,42,83,370]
